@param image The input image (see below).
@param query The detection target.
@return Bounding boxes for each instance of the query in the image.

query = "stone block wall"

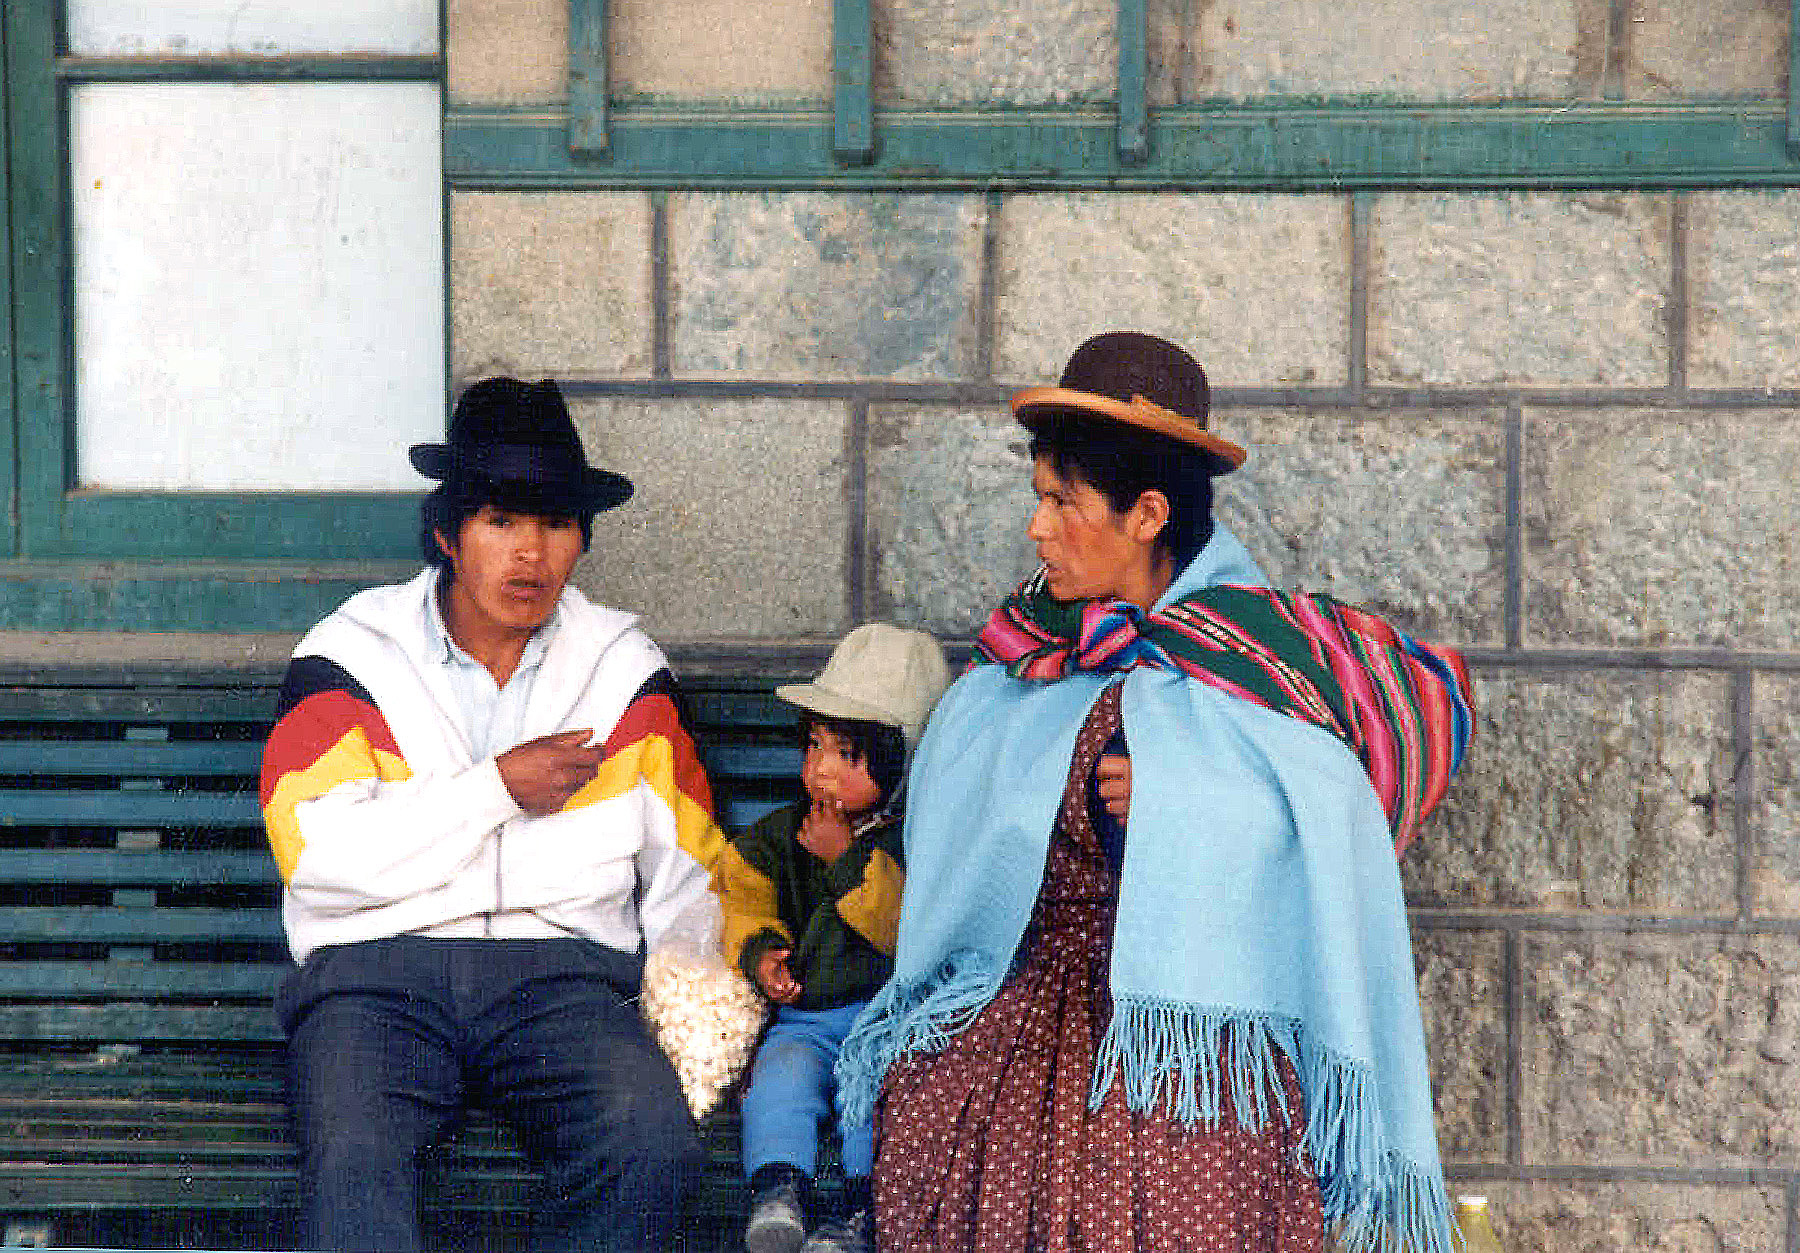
[441,4,1799,1250]
[449,0,1792,106]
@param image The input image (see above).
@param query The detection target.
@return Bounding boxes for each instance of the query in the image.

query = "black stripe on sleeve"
[274,655,376,720]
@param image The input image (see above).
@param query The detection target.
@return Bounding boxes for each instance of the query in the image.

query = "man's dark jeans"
[278,936,704,1253]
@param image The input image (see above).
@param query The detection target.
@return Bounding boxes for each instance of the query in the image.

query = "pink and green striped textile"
[974,579,1474,855]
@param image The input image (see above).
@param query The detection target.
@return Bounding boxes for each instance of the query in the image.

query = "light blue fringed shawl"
[837,527,1466,1253]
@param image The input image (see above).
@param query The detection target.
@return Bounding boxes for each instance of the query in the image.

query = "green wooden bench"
[0,662,808,1251]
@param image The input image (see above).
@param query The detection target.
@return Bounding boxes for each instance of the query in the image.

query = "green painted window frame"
[3,1,433,587]
[1792,0,1800,157]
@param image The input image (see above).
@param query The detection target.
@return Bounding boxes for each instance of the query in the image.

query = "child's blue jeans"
[740,1000,873,1180]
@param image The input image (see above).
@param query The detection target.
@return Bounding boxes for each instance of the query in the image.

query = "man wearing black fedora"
[260,377,725,1252]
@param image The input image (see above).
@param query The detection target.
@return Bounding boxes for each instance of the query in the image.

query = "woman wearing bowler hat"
[836,334,1476,1253]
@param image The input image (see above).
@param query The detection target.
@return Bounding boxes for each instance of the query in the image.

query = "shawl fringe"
[835,949,1004,1128]
[1095,995,1459,1253]
[842,980,1459,1253]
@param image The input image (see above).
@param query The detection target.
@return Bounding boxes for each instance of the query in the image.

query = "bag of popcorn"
[640,934,767,1120]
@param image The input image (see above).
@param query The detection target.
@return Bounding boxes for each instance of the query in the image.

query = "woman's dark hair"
[1027,412,1216,572]
[420,477,595,572]
[797,710,909,812]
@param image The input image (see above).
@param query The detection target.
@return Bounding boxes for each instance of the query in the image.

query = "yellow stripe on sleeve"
[562,733,729,874]
[262,727,410,882]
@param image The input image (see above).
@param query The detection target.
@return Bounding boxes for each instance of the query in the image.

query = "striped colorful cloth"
[975,576,1474,854]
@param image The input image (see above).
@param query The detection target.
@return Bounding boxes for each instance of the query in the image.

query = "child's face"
[801,723,884,820]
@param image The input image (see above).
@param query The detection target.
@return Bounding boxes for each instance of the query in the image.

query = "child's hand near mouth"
[796,798,855,863]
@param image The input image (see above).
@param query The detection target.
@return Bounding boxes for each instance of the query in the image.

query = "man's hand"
[796,801,855,864]
[755,947,803,1005]
[1096,753,1131,827]
[497,729,605,815]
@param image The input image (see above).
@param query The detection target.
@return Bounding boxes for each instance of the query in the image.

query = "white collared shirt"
[422,574,561,761]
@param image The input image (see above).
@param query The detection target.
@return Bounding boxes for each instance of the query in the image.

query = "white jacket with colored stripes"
[260,569,725,964]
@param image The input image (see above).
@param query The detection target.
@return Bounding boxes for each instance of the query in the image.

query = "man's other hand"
[498,729,605,815]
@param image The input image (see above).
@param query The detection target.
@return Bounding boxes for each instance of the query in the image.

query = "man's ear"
[1129,490,1171,544]
[432,529,456,564]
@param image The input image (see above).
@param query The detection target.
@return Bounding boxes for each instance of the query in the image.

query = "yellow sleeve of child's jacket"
[836,846,904,957]
[715,840,791,967]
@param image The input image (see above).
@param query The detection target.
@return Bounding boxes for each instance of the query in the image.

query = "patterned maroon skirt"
[873,687,1325,1253]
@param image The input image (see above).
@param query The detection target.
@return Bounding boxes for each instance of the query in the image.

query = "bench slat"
[0,1135,534,1166]
[0,1005,280,1041]
[684,691,795,730]
[0,1070,283,1100]
[0,686,276,723]
[0,789,260,828]
[0,1164,300,1209]
[0,848,274,886]
[0,1099,284,1124]
[0,779,779,830]
[0,1113,487,1142]
[0,740,265,777]
[0,961,286,999]
[722,797,788,830]
[0,906,284,945]
[699,742,800,778]
[0,1164,537,1211]
[0,741,789,783]
[0,1139,294,1165]
[0,793,775,837]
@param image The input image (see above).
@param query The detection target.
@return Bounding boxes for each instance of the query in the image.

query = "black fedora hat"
[1012,332,1245,476]
[410,377,633,515]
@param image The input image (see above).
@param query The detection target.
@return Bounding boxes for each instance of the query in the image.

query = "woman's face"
[1026,455,1147,603]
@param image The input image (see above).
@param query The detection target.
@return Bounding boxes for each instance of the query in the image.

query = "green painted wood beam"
[51,493,420,561]
[0,563,414,632]
[1116,0,1148,164]
[6,1,66,556]
[54,56,441,82]
[447,100,1800,189]
[832,0,874,165]
[567,0,608,156]
[1789,0,1799,158]
[0,8,18,556]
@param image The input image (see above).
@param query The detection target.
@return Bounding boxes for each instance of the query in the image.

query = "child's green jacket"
[715,801,903,1012]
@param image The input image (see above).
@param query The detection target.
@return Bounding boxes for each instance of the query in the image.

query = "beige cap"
[776,623,951,748]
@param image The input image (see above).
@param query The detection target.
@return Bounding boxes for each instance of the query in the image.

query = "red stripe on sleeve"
[600,690,717,816]
[260,690,402,807]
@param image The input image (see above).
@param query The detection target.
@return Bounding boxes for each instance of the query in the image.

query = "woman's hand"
[755,947,803,1005]
[1096,753,1131,827]
[797,801,855,864]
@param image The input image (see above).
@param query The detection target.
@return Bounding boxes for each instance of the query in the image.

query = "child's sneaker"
[744,1180,806,1253]
[798,1210,874,1253]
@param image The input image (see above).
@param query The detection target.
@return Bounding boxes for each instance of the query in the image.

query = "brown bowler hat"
[1011,332,1245,475]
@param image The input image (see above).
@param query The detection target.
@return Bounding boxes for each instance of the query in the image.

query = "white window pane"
[71,82,444,491]
[68,0,439,56]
